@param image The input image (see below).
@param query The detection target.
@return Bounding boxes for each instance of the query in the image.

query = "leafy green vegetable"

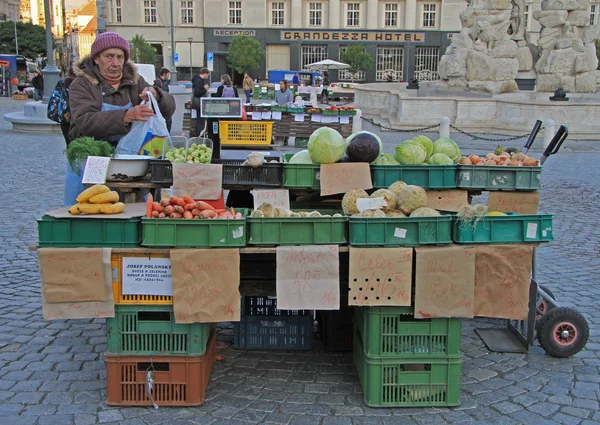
[428,153,454,165]
[432,137,461,163]
[395,142,427,165]
[373,153,400,165]
[307,127,347,164]
[65,137,115,176]
[411,135,434,160]
[289,150,313,164]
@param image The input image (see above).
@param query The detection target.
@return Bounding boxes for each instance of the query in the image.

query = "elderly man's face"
[95,48,125,78]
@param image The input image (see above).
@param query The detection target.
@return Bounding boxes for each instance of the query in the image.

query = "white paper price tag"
[356,197,387,212]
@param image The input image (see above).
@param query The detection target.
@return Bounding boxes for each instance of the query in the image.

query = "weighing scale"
[199,98,244,159]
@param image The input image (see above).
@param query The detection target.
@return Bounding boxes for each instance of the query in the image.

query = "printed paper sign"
[348,247,412,306]
[122,257,172,296]
[311,114,322,123]
[82,156,111,185]
[294,114,304,122]
[488,191,540,214]
[340,115,350,124]
[261,111,272,120]
[253,189,290,210]
[170,249,241,323]
[356,197,387,212]
[276,245,340,310]
[320,163,373,196]
[252,112,262,120]
[272,111,282,120]
[172,163,223,200]
[426,190,469,212]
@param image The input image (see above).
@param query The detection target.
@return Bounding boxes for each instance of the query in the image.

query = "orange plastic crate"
[112,253,173,305]
[105,330,216,406]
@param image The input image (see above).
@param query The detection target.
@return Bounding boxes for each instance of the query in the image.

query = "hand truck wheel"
[536,284,556,320]
[536,306,589,358]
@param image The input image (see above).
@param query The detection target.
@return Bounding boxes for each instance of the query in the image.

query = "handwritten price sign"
[426,190,468,213]
[253,189,290,210]
[488,192,540,214]
[170,248,240,323]
[82,156,111,184]
[276,245,340,310]
[319,163,372,196]
[172,163,223,200]
[348,247,413,306]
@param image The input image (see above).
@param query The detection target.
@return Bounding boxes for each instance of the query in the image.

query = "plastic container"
[141,213,247,248]
[287,106,305,113]
[105,331,216,406]
[282,153,320,189]
[371,165,457,189]
[318,305,353,352]
[456,165,541,191]
[355,307,461,357]
[242,296,310,317]
[338,109,357,116]
[111,252,173,305]
[354,331,462,407]
[37,216,141,248]
[452,213,553,244]
[271,105,287,112]
[149,159,173,184]
[213,159,283,188]
[349,215,453,246]
[106,305,212,356]
[322,109,339,116]
[233,314,313,350]
[219,121,273,146]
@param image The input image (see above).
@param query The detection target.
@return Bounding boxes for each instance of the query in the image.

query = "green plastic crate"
[322,109,339,116]
[456,165,541,191]
[247,209,348,245]
[349,215,453,246]
[282,153,321,189]
[271,105,287,112]
[37,216,141,248]
[233,314,313,350]
[452,213,553,244]
[286,106,304,113]
[338,109,357,116]
[141,211,248,248]
[106,305,212,356]
[354,330,462,407]
[371,165,457,189]
[355,307,461,357]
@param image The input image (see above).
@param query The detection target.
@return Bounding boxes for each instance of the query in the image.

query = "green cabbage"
[411,135,434,160]
[428,153,454,165]
[432,137,461,163]
[373,154,400,165]
[395,142,427,165]
[307,127,347,164]
[289,150,313,164]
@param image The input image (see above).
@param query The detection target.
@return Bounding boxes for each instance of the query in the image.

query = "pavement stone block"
[0,415,39,425]
[21,404,58,416]
[335,406,364,416]
[233,409,267,423]
[319,394,346,405]
[323,417,353,425]
[10,391,45,404]
[10,380,43,392]
[352,418,384,425]
[97,410,124,423]
[38,415,76,425]
[560,406,592,419]
[263,412,294,424]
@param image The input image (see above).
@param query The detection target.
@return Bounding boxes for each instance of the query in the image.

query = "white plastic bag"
[116,91,172,157]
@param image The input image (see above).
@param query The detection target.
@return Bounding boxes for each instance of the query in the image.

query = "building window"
[339,46,366,81]
[229,1,242,25]
[524,4,530,30]
[347,3,360,27]
[301,45,327,69]
[309,2,322,26]
[376,46,403,81]
[422,3,436,28]
[181,1,193,24]
[143,0,157,24]
[414,47,439,81]
[113,0,122,23]
[271,2,285,26]
[384,3,398,27]
[591,4,599,25]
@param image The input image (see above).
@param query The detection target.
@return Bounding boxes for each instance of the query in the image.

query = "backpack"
[47,79,70,123]
[222,86,235,98]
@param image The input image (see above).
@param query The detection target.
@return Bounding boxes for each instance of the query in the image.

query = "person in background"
[292,72,300,86]
[275,80,293,106]
[32,71,44,102]
[60,67,76,146]
[321,71,330,104]
[153,67,172,132]
[242,73,253,103]
[215,74,239,98]
[192,67,210,136]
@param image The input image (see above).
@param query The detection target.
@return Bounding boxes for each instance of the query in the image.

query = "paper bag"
[170,249,241,323]
[414,245,475,318]
[320,163,372,196]
[172,163,223,200]
[348,247,412,306]
[474,244,535,320]
[39,248,109,303]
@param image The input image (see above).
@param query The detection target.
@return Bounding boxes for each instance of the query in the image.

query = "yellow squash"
[100,202,126,214]
[77,203,113,214]
[89,191,119,204]
[76,185,110,203]
[68,204,81,215]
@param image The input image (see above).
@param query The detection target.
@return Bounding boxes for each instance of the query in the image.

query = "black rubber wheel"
[537,306,589,358]
[536,284,557,319]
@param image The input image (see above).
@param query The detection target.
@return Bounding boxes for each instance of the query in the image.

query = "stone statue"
[509,0,526,41]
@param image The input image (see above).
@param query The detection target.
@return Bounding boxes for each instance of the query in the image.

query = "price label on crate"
[348,247,413,306]
[276,245,339,310]
[82,156,111,184]
[253,189,290,211]
[172,163,223,200]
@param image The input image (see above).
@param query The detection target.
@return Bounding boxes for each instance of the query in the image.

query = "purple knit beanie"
[91,32,130,62]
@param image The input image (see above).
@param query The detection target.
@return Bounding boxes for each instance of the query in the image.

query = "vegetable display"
[145,195,242,219]
[307,127,347,164]
[345,131,383,164]
[250,203,342,218]
[69,184,125,215]
[165,143,212,164]
[65,137,115,176]
[461,145,539,166]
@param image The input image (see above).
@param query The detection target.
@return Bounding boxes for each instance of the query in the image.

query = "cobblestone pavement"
[0,97,598,425]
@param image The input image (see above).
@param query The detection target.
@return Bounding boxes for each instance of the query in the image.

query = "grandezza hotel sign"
[281,31,426,42]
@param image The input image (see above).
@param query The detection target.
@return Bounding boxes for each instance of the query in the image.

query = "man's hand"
[204,84,209,90]
[124,104,155,124]
[140,87,158,101]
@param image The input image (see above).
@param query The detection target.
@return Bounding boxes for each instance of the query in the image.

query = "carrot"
[230,207,235,216]
[170,213,183,218]
[183,195,194,204]
[174,205,184,214]
[176,198,186,207]
[196,201,216,211]
[158,212,166,218]
[170,196,179,206]
[200,209,218,219]
[183,211,193,219]
[152,202,164,213]
[235,212,242,219]
[146,194,153,218]
[185,203,197,211]
[164,205,175,215]
[151,210,159,218]
[215,209,227,214]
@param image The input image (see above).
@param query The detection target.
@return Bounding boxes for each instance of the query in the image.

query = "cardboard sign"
[39,248,109,303]
[172,163,223,200]
[122,257,172,296]
[82,156,111,184]
[40,248,114,320]
[170,249,240,323]
[426,190,469,212]
[474,244,535,320]
[488,191,540,214]
[276,245,340,310]
[348,247,413,306]
[253,189,290,211]
[414,245,475,318]
[320,163,373,196]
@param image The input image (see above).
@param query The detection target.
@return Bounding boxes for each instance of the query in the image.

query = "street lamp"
[188,37,193,80]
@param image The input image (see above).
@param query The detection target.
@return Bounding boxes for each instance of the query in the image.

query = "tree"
[0,21,48,60]
[227,35,265,74]
[340,45,372,83]
[130,34,156,64]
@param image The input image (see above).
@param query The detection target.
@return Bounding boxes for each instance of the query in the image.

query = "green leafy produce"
[373,154,400,165]
[432,137,461,163]
[289,150,313,164]
[411,135,434,160]
[65,137,115,176]
[307,127,347,164]
[428,153,454,165]
[395,142,427,165]
[165,143,212,164]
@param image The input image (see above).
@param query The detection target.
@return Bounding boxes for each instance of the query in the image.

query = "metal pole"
[188,38,193,80]
[13,20,19,55]
[42,0,61,100]
[169,0,177,83]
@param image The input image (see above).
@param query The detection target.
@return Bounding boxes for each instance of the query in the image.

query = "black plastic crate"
[242,296,310,317]
[149,159,173,184]
[213,159,283,188]
[318,300,353,352]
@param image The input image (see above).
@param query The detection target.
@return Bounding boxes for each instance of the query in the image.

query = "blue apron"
[63,88,133,206]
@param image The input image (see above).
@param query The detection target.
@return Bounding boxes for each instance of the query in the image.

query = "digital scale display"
[200,98,243,118]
